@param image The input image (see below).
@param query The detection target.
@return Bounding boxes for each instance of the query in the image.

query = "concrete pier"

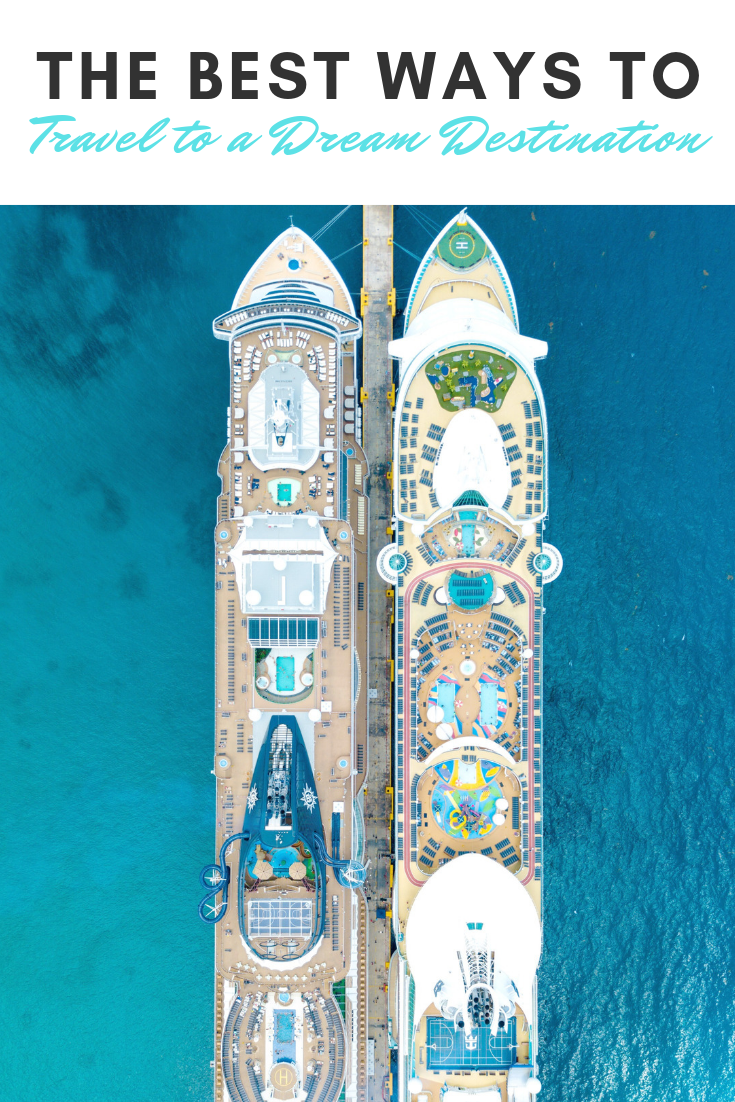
[361,205,395,1102]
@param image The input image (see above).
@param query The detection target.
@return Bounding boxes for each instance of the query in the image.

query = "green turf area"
[333,978,346,1018]
[435,222,487,268]
[424,349,517,413]
[333,975,347,1099]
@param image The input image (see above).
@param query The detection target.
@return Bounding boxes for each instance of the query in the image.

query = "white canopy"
[389,297,547,387]
[433,408,511,511]
[405,853,541,1027]
[246,363,321,473]
[229,515,337,613]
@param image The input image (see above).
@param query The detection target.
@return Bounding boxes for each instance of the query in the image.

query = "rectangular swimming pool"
[273,1009,296,1064]
[461,522,476,556]
[436,680,458,724]
[479,680,499,726]
[276,655,295,692]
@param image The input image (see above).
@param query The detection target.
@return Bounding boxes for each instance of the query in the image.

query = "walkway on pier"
[361,205,395,1102]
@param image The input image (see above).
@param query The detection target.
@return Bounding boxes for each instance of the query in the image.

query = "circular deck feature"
[376,543,409,583]
[534,543,563,583]
[271,1062,298,1091]
[436,222,488,269]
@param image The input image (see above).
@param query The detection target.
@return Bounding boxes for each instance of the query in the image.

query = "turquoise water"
[479,680,499,726]
[273,1009,296,1063]
[436,679,459,723]
[0,205,733,1100]
[394,206,735,1101]
[0,205,363,1101]
[276,655,295,692]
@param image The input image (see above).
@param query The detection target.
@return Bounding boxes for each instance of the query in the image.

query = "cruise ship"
[380,213,561,1102]
[200,228,370,1102]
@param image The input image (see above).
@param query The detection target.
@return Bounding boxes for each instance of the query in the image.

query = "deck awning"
[229,514,337,614]
[433,408,511,512]
[405,852,541,1029]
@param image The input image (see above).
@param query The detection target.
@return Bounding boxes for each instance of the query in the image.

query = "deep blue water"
[1,206,733,1101]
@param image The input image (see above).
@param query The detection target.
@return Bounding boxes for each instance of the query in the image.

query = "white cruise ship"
[380,212,562,1102]
[200,227,371,1102]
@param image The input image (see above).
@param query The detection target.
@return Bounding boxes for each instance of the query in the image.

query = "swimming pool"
[276,1011,294,1043]
[246,843,315,880]
[461,522,476,556]
[435,679,458,724]
[479,679,499,726]
[273,1009,296,1064]
[276,656,295,692]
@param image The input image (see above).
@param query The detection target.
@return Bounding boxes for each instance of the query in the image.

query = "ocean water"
[0,205,733,1101]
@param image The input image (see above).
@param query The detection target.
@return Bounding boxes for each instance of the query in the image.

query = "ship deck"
[389,214,550,1102]
[208,230,369,1102]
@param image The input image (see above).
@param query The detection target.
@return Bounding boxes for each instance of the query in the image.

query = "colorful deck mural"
[430,759,503,840]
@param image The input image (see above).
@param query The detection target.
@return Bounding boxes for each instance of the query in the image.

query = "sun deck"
[205,229,369,1102]
[387,213,559,1102]
[393,347,547,526]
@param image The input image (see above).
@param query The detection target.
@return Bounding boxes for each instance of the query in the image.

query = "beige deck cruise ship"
[380,212,562,1102]
[200,228,371,1102]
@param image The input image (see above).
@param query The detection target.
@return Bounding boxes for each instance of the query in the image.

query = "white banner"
[3,0,729,203]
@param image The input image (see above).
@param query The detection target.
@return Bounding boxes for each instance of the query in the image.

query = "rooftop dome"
[453,490,488,508]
